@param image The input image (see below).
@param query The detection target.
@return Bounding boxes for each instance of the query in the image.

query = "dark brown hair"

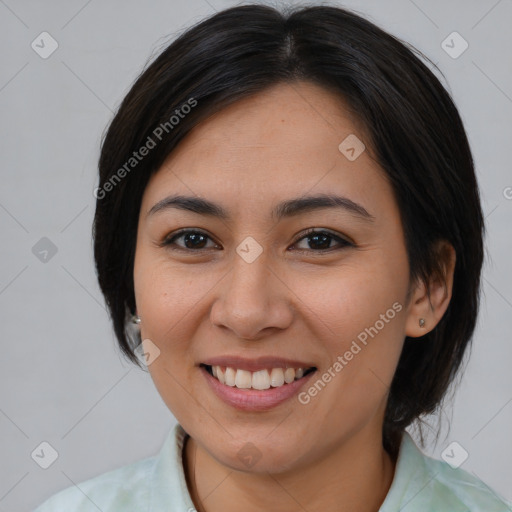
[93,4,484,455]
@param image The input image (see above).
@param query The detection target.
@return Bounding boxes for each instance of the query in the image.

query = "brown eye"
[292,229,353,252]
[163,230,219,251]
[161,228,354,253]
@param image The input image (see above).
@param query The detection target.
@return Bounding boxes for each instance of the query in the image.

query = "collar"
[379,431,434,511]
[147,425,498,511]
[149,423,195,511]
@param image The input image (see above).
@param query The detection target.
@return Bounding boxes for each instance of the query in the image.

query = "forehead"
[141,82,393,218]
[167,82,365,164]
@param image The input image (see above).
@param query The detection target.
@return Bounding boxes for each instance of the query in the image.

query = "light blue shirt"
[34,423,512,511]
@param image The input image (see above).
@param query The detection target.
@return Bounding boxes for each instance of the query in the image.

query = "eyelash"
[160,227,354,253]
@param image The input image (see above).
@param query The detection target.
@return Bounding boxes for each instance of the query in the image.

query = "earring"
[419,318,425,328]
[132,314,141,325]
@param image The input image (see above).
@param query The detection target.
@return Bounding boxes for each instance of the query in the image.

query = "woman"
[35,4,511,511]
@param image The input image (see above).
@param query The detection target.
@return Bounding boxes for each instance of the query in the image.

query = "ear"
[405,241,456,338]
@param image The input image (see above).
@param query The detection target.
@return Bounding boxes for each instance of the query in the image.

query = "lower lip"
[201,366,316,411]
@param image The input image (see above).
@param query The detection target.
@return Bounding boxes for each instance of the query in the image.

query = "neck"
[183,427,397,512]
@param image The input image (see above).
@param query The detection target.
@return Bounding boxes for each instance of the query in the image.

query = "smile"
[200,362,318,411]
[203,364,316,390]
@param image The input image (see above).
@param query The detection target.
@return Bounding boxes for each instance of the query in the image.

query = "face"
[133,81,415,473]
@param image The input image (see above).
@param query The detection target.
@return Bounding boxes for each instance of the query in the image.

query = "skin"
[133,81,455,512]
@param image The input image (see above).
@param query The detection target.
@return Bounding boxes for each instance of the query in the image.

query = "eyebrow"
[146,193,375,222]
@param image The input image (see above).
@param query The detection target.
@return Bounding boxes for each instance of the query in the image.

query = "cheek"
[289,260,407,413]
[133,254,221,403]
[134,249,208,340]
[290,257,406,339]
[133,256,206,418]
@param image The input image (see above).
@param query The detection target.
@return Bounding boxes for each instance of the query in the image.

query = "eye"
[161,229,220,251]
[291,228,354,252]
[160,228,353,253]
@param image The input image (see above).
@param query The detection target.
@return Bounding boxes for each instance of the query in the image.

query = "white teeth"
[210,366,312,389]
[284,368,295,384]
[270,368,284,387]
[235,369,252,389]
[252,370,271,390]
[224,367,236,387]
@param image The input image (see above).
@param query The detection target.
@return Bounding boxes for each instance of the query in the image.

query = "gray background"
[1,0,511,510]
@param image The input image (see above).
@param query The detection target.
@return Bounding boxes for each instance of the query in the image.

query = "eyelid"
[160,227,354,252]
[292,227,354,248]
[161,228,220,249]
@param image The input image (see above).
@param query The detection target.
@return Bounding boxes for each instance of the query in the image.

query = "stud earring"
[419,318,425,328]
[132,314,141,324]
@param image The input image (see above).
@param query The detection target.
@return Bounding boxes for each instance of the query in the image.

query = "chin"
[210,435,307,474]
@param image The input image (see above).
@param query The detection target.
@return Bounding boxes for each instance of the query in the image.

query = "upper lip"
[201,356,316,372]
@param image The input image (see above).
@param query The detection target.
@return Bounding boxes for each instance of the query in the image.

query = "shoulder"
[33,455,156,512]
[424,454,512,511]
[386,433,512,511]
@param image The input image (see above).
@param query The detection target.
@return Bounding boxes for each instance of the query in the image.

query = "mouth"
[200,363,317,390]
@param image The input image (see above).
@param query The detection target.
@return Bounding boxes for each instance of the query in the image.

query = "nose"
[209,250,294,340]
